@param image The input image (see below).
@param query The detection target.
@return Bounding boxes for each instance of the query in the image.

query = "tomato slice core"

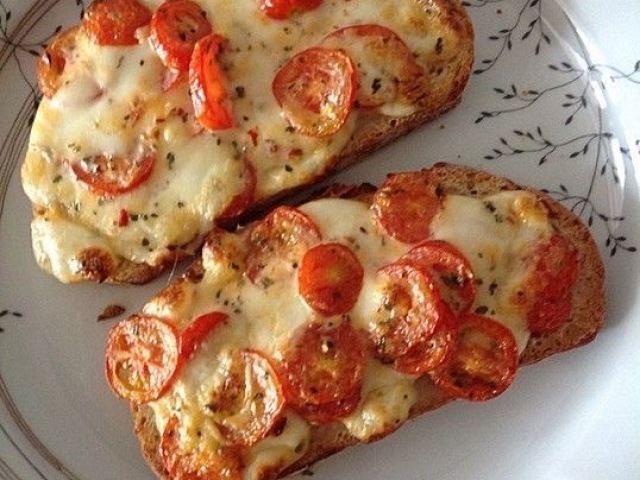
[298,242,364,316]
[272,47,358,138]
[370,261,454,366]
[431,313,519,401]
[209,349,285,447]
[323,24,423,108]
[160,416,244,480]
[83,0,152,46]
[372,171,442,244]
[150,0,213,72]
[246,206,322,288]
[401,240,476,316]
[70,145,156,197]
[105,315,181,404]
[280,320,365,424]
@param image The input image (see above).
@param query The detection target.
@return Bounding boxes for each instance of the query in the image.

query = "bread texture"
[21,0,474,285]
[130,162,606,480]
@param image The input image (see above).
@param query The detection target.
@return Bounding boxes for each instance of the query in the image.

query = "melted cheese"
[148,190,554,476]
[22,0,454,283]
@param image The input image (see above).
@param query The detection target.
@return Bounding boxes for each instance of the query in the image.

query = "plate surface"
[1,1,639,479]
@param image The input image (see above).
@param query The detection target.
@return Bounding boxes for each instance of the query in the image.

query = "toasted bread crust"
[25,0,474,285]
[131,162,606,480]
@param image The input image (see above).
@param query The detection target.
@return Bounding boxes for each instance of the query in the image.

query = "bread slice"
[21,0,474,284]
[129,162,605,480]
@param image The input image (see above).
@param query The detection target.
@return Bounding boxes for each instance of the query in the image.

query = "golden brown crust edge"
[45,0,474,285]
[131,161,606,480]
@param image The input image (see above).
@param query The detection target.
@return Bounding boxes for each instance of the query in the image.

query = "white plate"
[1,1,639,479]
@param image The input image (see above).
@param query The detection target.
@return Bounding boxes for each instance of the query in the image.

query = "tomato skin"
[189,33,235,131]
[280,319,365,424]
[298,243,364,316]
[105,314,181,404]
[371,171,442,244]
[524,234,580,334]
[370,261,453,364]
[37,26,80,98]
[70,147,156,197]
[160,416,244,480]
[431,313,519,402]
[150,0,213,72]
[272,47,358,138]
[258,0,323,20]
[209,349,285,447]
[246,206,322,288]
[179,311,228,360]
[83,0,152,46]
[401,240,476,316]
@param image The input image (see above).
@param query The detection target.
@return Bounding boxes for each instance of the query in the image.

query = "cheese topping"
[21,0,458,283]
[147,189,554,477]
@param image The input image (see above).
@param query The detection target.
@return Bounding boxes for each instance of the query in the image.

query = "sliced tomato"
[280,319,365,424]
[83,0,151,46]
[272,47,358,138]
[246,206,321,288]
[37,26,80,98]
[431,313,519,401]
[371,171,442,244]
[524,233,580,334]
[258,0,323,20]
[401,240,476,315]
[370,261,453,365]
[160,416,244,480]
[393,309,458,375]
[70,145,155,197]
[298,243,364,316]
[323,24,422,108]
[105,314,181,404]
[217,158,257,222]
[179,311,228,360]
[150,0,213,72]
[189,33,234,131]
[208,349,285,447]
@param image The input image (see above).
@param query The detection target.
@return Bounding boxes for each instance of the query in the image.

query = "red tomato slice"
[524,233,580,334]
[160,416,244,480]
[323,24,422,108]
[370,261,453,364]
[401,240,476,316]
[37,26,80,98]
[217,158,257,222]
[83,0,151,46]
[371,171,442,244]
[70,145,155,197]
[189,33,235,131]
[105,314,181,404]
[179,311,228,360]
[298,243,364,316]
[280,319,365,424]
[150,0,213,72]
[431,313,519,401]
[209,349,285,447]
[272,47,358,138]
[246,206,321,288]
[258,0,323,20]
[393,308,458,375]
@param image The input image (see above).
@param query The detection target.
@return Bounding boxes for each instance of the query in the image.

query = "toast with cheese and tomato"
[105,163,605,480]
[21,0,473,284]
